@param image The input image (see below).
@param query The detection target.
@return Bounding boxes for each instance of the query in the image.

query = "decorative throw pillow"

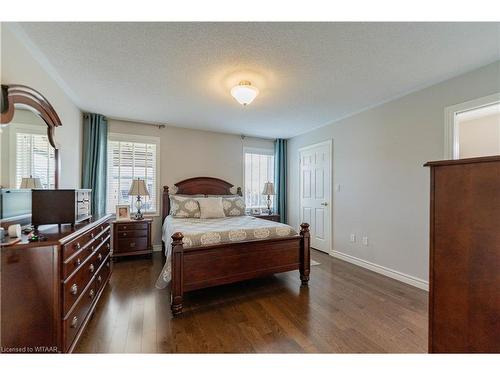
[169,195,201,218]
[222,196,246,216]
[197,197,226,219]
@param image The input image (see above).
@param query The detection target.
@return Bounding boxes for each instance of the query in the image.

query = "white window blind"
[244,149,275,209]
[106,138,158,214]
[15,132,55,189]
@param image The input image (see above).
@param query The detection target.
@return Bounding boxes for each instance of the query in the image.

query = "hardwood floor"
[75,250,428,353]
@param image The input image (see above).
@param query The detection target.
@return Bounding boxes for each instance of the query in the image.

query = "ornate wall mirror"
[1,84,62,189]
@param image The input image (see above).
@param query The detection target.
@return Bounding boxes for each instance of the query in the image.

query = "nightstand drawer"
[116,222,148,231]
[116,237,149,253]
[117,229,148,238]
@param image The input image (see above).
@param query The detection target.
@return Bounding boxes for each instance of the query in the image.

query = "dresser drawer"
[63,231,93,260]
[116,222,148,231]
[63,279,97,352]
[95,257,111,293]
[115,237,149,253]
[95,238,111,269]
[63,251,100,315]
[63,248,93,280]
[116,229,148,239]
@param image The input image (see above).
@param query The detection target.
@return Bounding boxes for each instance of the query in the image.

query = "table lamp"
[262,182,275,215]
[128,178,150,220]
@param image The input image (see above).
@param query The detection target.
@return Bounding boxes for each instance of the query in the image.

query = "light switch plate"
[350,234,356,243]
[362,236,369,246]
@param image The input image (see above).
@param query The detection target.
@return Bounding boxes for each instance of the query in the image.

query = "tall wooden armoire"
[425,155,500,353]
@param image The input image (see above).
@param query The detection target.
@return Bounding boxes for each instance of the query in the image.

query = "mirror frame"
[1,84,61,188]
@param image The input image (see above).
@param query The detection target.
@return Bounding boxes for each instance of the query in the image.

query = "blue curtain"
[82,113,108,217]
[274,139,287,223]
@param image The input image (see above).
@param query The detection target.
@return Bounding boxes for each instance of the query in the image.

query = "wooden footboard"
[170,223,310,315]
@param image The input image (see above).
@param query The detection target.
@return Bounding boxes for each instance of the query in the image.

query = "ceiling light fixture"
[231,80,259,106]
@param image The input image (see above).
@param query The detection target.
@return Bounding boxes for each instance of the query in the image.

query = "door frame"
[298,139,333,255]
[444,92,500,160]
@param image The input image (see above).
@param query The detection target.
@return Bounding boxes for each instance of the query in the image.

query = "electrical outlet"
[362,236,369,246]
[350,234,356,243]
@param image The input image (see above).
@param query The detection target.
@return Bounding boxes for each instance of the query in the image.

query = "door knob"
[320,202,328,206]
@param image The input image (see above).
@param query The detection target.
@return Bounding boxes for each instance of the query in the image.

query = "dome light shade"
[231,80,259,106]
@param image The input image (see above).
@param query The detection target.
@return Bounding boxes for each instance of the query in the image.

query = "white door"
[299,140,332,253]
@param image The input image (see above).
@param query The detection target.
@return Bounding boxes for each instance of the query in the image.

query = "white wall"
[1,24,82,188]
[108,119,274,245]
[287,61,500,286]
[458,112,500,158]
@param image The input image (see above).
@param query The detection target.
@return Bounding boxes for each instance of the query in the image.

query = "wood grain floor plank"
[76,250,428,353]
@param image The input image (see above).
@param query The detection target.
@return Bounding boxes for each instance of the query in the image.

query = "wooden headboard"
[162,177,242,222]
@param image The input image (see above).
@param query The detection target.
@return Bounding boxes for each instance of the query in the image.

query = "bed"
[157,177,311,315]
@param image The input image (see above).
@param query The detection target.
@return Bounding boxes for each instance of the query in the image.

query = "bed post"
[299,223,310,286]
[171,232,184,316]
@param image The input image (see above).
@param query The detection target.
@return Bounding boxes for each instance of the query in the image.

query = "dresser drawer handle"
[97,275,102,284]
[123,226,127,230]
[75,242,81,250]
[70,283,78,295]
[101,236,105,242]
[89,264,95,273]
[106,262,110,268]
[70,316,78,328]
[75,258,81,266]
[130,242,135,248]
[107,243,110,249]
[89,289,95,299]
[91,232,94,239]
[98,253,103,261]
[123,233,127,237]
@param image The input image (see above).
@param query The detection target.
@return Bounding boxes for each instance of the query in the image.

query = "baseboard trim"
[330,250,429,291]
[153,244,162,252]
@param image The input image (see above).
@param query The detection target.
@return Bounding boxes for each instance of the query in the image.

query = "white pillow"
[197,197,226,219]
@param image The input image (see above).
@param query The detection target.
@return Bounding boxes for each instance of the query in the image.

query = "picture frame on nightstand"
[116,204,130,221]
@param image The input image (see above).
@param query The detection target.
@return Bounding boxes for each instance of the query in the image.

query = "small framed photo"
[116,204,130,221]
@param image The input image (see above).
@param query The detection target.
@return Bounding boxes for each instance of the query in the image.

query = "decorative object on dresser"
[161,177,310,315]
[31,189,92,230]
[111,217,153,259]
[425,155,500,353]
[251,213,281,222]
[0,214,112,353]
[128,178,150,220]
[261,181,275,215]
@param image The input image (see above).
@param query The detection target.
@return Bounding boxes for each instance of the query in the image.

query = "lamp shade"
[19,176,43,189]
[262,182,275,195]
[128,179,150,196]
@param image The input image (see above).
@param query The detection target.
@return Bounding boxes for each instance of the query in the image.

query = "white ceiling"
[12,22,500,138]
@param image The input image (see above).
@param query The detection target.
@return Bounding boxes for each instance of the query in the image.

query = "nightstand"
[251,213,281,222]
[111,217,153,259]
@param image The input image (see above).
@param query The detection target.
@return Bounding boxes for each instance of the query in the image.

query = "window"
[15,132,55,189]
[244,148,275,209]
[106,134,159,215]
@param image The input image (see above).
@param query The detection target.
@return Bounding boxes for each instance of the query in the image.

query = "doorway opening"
[444,93,500,159]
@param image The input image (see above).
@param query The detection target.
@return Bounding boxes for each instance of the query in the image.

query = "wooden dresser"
[0,214,112,353]
[425,156,500,353]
